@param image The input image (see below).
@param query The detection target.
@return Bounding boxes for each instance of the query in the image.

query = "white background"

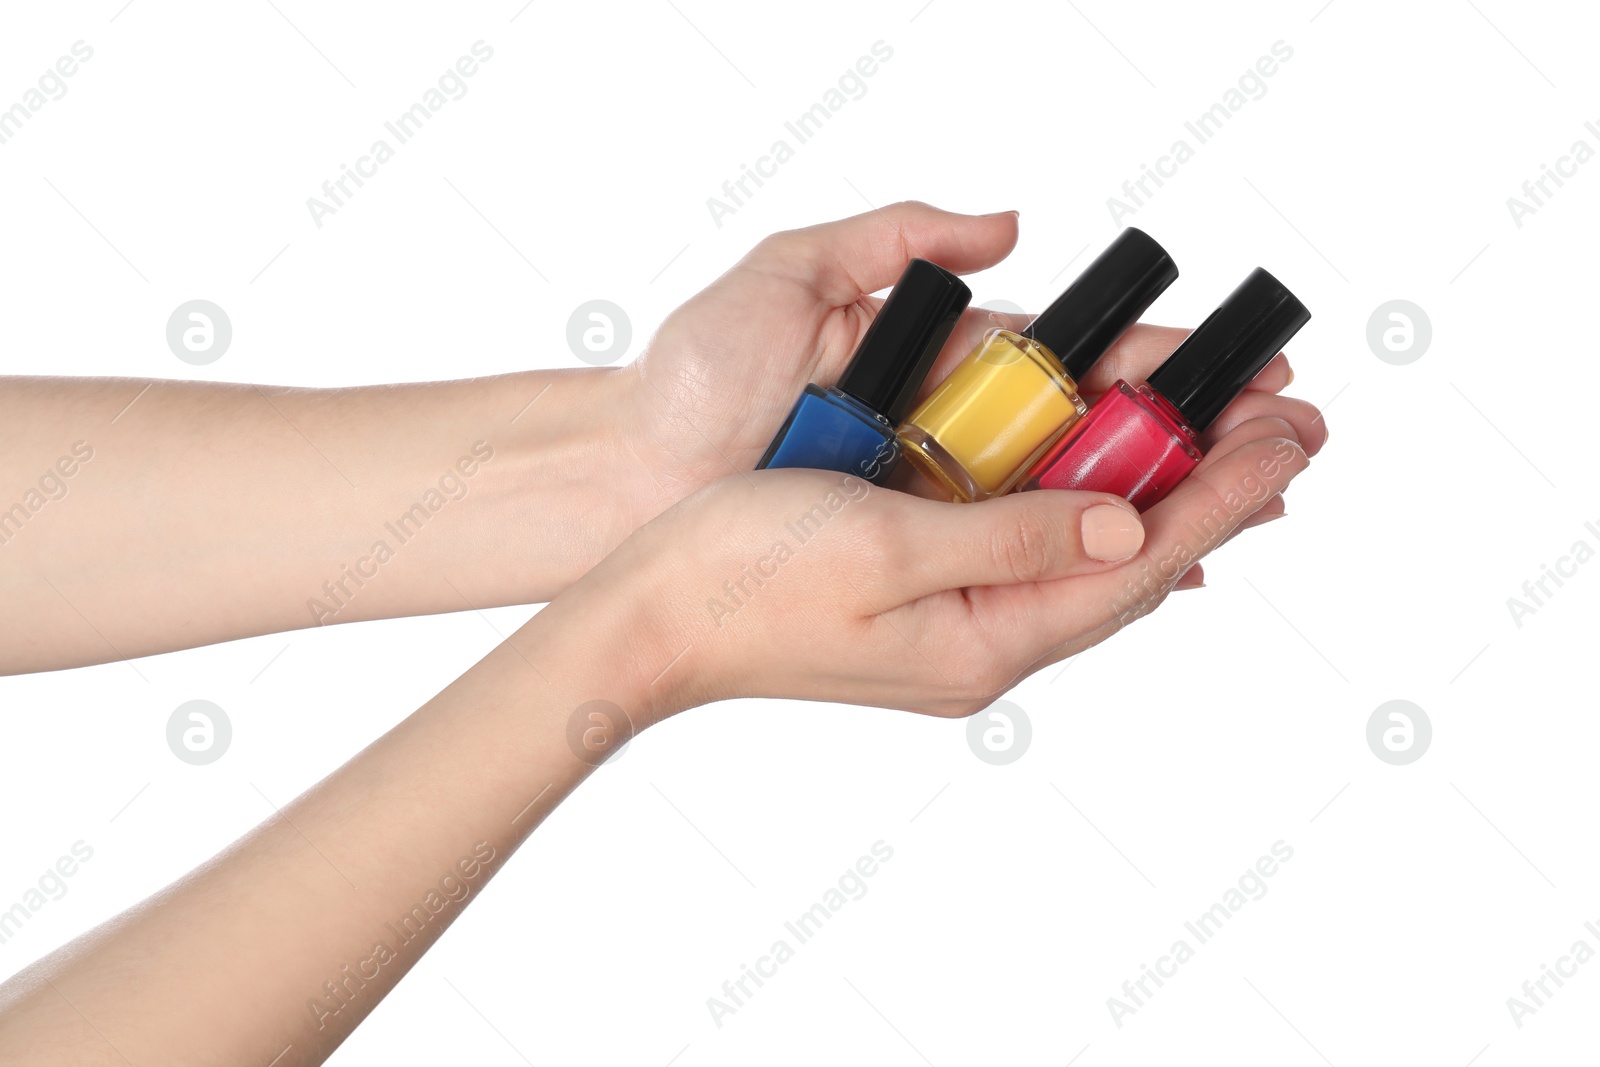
[2,0,1597,1063]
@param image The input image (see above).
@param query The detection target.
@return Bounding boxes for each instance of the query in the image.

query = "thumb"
[889,490,1145,600]
[739,200,1020,307]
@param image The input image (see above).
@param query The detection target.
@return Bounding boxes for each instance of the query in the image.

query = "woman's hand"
[542,405,1315,726]
[614,202,1017,519]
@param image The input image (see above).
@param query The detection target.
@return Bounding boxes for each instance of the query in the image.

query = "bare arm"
[0,397,1316,1062]
[0,370,643,674]
[0,576,644,1064]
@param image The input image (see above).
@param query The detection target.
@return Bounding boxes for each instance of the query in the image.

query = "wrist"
[364,367,644,608]
[489,367,645,592]
[518,538,705,733]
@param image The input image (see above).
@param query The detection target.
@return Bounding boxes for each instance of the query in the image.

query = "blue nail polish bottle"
[757,259,970,484]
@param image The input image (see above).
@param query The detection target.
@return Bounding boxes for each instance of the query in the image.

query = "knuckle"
[747,227,809,267]
[752,231,790,263]
[883,198,930,218]
[855,493,900,544]
[989,507,1059,584]
[866,515,913,576]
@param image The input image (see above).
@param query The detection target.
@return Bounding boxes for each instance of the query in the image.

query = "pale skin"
[0,203,1326,1062]
[0,203,1321,675]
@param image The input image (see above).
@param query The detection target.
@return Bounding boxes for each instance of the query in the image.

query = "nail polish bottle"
[896,229,1177,502]
[1018,268,1310,510]
[757,259,970,484]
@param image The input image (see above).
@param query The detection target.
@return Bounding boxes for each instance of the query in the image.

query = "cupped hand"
[616,201,1021,526]
[550,408,1311,725]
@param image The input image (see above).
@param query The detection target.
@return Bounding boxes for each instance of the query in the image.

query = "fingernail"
[1081,504,1144,562]
[1283,360,1295,386]
[981,209,1020,218]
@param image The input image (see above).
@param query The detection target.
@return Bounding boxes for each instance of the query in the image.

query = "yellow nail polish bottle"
[897,229,1178,501]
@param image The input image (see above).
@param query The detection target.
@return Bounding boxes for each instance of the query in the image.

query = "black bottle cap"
[1023,227,1178,381]
[837,259,971,424]
[1146,268,1311,434]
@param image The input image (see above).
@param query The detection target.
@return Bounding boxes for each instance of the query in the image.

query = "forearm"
[0,371,643,673]
[0,594,660,1064]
